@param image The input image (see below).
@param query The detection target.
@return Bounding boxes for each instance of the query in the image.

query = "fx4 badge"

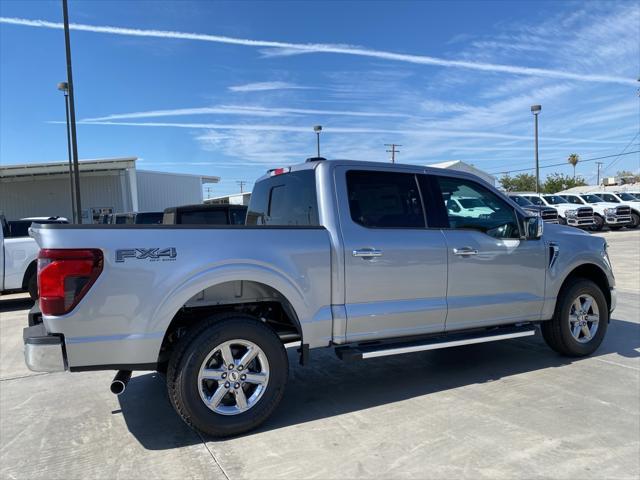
[115,248,177,263]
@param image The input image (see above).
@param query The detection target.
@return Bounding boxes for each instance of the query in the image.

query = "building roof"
[427,160,496,185]
[560,183,640,194]
[0,157,219,183]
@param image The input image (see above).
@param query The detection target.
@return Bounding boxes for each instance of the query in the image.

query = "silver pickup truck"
[24,159,616,437]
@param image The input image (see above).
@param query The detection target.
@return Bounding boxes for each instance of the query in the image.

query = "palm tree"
[567,153,580,180]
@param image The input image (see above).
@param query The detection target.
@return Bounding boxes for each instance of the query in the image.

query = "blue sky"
[1,0,638,197]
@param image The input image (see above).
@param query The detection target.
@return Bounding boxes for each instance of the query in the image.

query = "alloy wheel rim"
[197,339,270,415]
[568,294,599,344]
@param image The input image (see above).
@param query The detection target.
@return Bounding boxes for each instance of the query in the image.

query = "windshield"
[510,196,532,206]
[580,194,604,203]
[526,196,543,206]
[543,195,569,205]
[458,198,488,208]
[563,195,584,204]
[617,193,638,201]
[598,193,619,203]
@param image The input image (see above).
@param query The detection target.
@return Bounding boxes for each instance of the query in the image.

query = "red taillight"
[268,167,291,176]
[38,249,103,316]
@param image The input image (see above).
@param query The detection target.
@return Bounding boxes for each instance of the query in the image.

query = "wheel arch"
[21,260,37,290]
[557,263,611,312]
[152,265,310,367]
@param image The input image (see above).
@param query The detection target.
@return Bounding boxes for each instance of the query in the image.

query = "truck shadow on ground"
[118,318,639,450]
[0,297,33,313]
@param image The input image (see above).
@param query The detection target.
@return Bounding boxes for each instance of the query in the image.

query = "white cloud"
[1,16,636,85]
[82,104,411,122]
[228,81,311,92]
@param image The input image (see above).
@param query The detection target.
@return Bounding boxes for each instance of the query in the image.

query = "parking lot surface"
[1,230,639,479]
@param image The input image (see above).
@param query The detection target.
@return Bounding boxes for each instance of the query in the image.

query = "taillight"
[38,249,103,316]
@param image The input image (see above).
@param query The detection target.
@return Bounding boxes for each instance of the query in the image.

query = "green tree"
[567,153,580,179]
[543,173,587,193]
[616,170,640,184]
[499,173,537,192]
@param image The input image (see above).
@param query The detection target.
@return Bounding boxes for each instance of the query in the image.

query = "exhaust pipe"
[110,370,132,395]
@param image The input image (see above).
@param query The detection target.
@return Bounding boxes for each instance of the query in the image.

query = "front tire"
[541,278,608,357]
[167,313,288,437]
[590,214,604,231]
[628,212,639,229]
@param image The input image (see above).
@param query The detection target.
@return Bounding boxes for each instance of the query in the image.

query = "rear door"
[336,166,448,342]
[431,175,546,331]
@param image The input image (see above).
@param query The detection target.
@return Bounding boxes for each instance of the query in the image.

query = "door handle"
[352,248,383,258]
[453,247,478,256]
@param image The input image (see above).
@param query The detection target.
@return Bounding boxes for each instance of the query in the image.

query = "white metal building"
[427,160,496,186]
[205,192,252,206]
[0,157,220,222]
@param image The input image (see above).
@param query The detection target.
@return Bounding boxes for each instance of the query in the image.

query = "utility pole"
[385,144,401,163]
[596,161,604,186]
[62,0,83,223]
[236,180,247,193]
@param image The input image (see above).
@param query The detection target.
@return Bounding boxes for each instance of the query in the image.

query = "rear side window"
[346,171,424,228]
[246,170,318,226]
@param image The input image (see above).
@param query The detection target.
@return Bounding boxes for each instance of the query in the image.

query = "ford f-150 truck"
[23,159,616,437]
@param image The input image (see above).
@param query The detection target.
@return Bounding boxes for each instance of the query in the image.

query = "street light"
[313,125,322,157]
[58,81,76,222]
[531,105,542,194]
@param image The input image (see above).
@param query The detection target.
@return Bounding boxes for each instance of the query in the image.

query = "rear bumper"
[23,323,66,373]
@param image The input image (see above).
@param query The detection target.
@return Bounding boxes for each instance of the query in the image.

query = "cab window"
[346,171,425,228]
[436,176,520,239]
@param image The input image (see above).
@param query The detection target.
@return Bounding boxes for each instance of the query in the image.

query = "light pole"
[531,105,541,194]
[58,81,76,222]
[62,0,83,223]
[313,125,322,157]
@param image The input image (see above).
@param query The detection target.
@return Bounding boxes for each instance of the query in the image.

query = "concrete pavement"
[1,230,638,479]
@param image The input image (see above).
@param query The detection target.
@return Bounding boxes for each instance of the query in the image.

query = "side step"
[335,325,536,361]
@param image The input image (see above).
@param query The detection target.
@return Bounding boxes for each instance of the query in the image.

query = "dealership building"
[0,157,220,222]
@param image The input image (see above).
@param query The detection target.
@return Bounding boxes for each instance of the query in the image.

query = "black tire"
[167,313,288,437]
[628,212,639,229]
[558,217,567,225]
[541,278,608,357]
[590,214,604,232]
[27,273,38,300]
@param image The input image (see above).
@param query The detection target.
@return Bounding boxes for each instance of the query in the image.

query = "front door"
[337,167,448,342]
[433,175,546,331]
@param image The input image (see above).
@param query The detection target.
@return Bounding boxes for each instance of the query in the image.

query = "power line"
[491,150,640,175]
[596,131,640,179]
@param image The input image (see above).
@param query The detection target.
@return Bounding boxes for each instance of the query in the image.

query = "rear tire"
[167,313,288,437]
[27,273,38,300]
[541,278,608,357]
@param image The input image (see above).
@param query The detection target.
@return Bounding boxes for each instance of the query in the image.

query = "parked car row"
[508,192,639,231]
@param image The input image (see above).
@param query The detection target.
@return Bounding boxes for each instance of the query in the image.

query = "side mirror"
[523,215,544,239]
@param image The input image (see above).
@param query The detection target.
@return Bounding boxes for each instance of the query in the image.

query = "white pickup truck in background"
[1,215,68,299]
[1,215,39,299]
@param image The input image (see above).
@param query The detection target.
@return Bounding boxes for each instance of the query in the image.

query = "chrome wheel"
[568,294,599,343]
[197,339,270,415]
